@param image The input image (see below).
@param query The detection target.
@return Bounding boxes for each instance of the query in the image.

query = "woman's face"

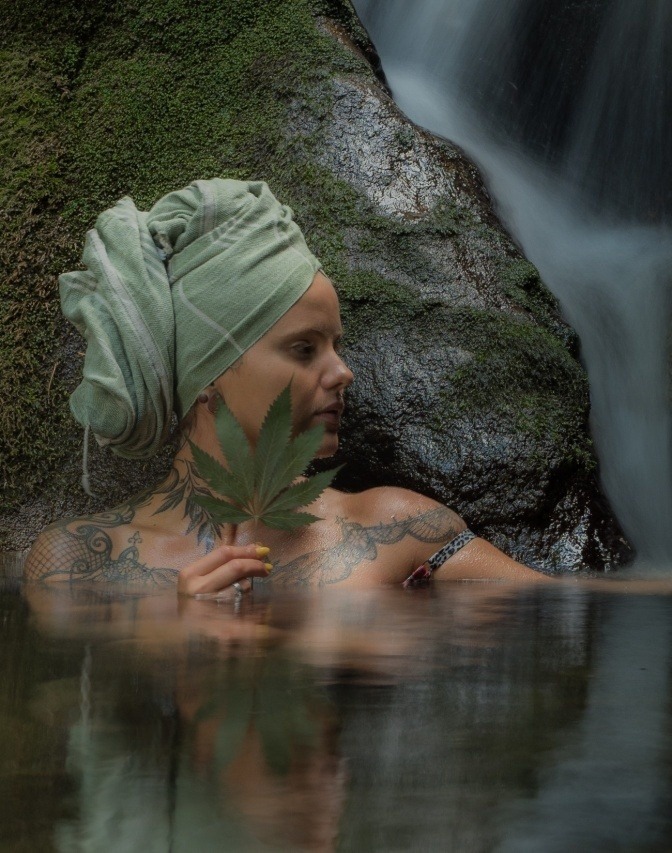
[215,272,354,458]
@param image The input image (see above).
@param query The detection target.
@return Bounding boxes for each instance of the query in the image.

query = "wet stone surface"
[319,78,470,219]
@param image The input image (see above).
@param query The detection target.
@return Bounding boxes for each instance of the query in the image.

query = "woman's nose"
[325,353,354,390]
[340,360,355,389]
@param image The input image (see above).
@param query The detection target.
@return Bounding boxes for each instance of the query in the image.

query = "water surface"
[3,571,672,851]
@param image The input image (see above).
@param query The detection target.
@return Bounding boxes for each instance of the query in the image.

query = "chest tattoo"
[31,522,178,586]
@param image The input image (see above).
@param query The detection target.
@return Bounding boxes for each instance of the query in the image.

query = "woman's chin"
[315,436,339,460]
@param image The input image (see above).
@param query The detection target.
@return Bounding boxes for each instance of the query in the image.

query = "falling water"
[353,0,672,564]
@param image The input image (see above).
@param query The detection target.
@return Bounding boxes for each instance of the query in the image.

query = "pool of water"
[2,566,672,851]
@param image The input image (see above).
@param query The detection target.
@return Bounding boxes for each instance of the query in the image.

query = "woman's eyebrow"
[279,324,343,340]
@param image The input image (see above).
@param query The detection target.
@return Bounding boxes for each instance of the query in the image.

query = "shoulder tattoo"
[267,505,462,587]
[24,520,178,587]
[23,461,217,586]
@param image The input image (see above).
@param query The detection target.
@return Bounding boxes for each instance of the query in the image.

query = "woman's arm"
[430,536,551,583]
[354,487,549,584]
[362,488,550,584]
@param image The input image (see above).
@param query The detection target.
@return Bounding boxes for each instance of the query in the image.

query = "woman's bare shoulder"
[322,486,468,583]
[23,503,177,587]
[329,487,548,583]
[335,486,466,533]
[24,515,103,583]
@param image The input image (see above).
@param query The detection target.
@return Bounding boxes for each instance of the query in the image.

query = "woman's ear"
[196,387,220,415]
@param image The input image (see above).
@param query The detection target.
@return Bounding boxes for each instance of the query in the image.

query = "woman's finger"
[180,544,270,579]
[193,577,253,601]
[179,558,272,597]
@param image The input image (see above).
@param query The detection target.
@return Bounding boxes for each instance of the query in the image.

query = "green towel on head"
[60,179,321,461]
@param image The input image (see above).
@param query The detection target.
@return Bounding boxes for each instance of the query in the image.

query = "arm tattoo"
[267,506,462,587]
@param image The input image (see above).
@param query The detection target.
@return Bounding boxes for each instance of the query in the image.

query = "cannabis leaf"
[190,383,341,531]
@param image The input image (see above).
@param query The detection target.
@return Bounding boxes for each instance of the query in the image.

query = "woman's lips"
[313,403,344,431]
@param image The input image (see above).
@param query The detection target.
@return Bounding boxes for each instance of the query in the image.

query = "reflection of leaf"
[213,686,255,772]
[201,656,325,779]
[192,664,255,776]
[255,658,321,776]
[190,383,341,531]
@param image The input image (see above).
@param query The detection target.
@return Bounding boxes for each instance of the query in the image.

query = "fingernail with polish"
[256,546,270,557]
[264,563,273,574]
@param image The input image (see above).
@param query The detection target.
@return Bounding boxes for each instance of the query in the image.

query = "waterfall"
[353,0,672,565]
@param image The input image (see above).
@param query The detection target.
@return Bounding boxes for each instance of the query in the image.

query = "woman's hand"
[177,544,272,598]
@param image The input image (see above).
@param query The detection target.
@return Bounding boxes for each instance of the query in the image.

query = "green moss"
[497,257,574,341]
[342,298,593,472]
[337,270,419,306]
[423,198,479,236]
[500,258,541,290]
[439,308,593,468]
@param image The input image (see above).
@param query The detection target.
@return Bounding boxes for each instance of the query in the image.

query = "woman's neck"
[149,450,226,551]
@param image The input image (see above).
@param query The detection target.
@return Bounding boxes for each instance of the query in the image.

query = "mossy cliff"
[0,0,628,566]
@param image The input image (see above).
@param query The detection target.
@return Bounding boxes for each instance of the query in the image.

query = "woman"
[24,179,546,593]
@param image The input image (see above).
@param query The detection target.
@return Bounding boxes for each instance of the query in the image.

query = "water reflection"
[2,580,672,850]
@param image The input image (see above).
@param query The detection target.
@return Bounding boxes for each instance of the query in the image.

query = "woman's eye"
[292,343,314,359]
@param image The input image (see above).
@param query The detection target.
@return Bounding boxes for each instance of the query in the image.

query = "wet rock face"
[319,79,478,220]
